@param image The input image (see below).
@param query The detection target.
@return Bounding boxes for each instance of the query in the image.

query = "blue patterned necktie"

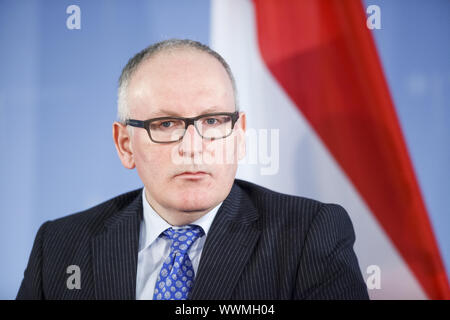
[153,225,204,300]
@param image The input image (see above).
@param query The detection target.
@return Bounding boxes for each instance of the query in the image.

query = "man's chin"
[175,198,214,213]
[168,180,221,213]
[179,207,211,214]
[172,191,217,213]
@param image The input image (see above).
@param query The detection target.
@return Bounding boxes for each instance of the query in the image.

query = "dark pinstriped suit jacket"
[17,179,369,300]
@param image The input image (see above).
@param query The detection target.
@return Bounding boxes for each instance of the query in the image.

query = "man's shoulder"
[235,178,324,210]
[45,188,143,235]
[234,179,347,223]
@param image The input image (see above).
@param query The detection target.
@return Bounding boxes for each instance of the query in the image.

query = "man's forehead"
[129,49,230,93]
[127,48,235,118]
[137,48,218,74]
[129,85,234,118]
[147,106,227,118]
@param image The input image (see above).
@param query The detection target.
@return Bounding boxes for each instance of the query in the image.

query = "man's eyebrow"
[149,106,224,117]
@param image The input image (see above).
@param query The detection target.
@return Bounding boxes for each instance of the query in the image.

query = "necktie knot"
[162,225,204,255]
[163,224,203,244]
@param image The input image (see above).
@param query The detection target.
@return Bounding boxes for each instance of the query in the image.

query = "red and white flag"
[211,0,450,299]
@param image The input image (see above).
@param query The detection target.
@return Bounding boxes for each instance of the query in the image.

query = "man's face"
[117,49,245,222]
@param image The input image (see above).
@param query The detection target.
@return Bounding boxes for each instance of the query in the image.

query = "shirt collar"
[139,187,222,252]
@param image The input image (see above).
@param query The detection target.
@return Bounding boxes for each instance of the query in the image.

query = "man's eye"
[161,121,173,128]
[205,118,219,125]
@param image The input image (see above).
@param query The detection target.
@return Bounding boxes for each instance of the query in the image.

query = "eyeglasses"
[125,111,240,143]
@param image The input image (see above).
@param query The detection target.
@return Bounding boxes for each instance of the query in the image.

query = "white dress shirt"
[136,188,222,300]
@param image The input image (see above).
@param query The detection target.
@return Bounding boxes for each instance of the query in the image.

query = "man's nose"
[178,123,203,157]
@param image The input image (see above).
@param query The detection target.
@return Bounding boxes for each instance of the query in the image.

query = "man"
[17,39,369,300]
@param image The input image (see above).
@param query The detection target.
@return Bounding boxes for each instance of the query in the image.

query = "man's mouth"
[175,171,209,179]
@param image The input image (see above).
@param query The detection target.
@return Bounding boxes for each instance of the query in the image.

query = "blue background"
[0,0,448,298]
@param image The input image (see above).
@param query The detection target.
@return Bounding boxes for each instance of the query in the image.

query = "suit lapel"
[91,191,142,300]
[190,182,261,300]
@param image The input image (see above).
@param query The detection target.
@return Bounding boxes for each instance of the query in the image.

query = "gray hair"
[117,39,238,123]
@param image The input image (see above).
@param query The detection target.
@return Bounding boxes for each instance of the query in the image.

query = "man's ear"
[236,112,246,161]
[113,121,136,169]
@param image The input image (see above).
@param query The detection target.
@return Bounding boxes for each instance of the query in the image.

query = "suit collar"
[214,181,260,224]
[190,181,261,299]
[102,189,143,230]
[92,190,143,299]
